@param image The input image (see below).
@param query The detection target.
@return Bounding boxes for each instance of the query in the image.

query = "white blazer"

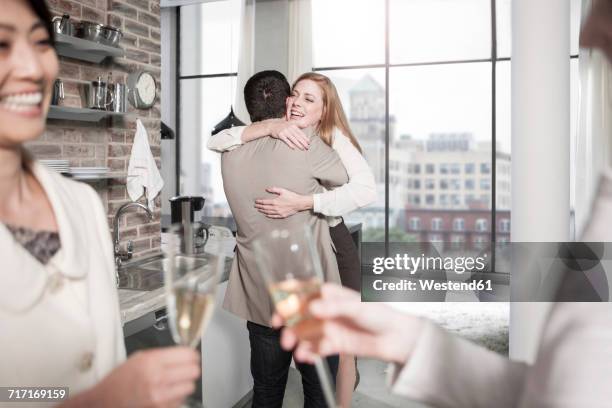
[0,162,126,406]
[389,303,612,407]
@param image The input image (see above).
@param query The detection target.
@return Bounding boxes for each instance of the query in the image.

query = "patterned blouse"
[5,224,61,265]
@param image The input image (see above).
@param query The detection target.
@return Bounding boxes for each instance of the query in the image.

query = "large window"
[179,0,580,244]
[312,0,580,247]
[179,0,241,218]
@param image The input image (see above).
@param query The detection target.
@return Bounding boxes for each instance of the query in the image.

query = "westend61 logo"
[372,253,488,275]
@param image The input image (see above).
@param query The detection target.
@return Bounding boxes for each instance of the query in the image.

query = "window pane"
[319,69,386,242]
[569,58,578,237]
[180,0,241,77]
[312,0,385,67]
[180,77,237,219]
[497,0,511,58]
[390,0,491,64]
[389,63,492,245]
[495,61,511,241]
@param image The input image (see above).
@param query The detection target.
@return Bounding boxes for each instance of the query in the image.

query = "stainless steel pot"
[76,21,105,43]
[52,15,74,36]
[76,21,123,47]
[102,26,123,47]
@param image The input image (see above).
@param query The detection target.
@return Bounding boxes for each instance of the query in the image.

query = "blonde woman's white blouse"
[208,126,376,225]
[0,162,126,405]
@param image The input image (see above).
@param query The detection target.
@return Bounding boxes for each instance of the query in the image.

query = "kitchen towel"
[127,119,164,209]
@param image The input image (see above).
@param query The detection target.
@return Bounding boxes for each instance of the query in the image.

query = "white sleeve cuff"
[207,126,245,152]
[313,193,322,213]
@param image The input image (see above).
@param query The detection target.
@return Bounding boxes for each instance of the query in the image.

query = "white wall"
[510,0,570,363]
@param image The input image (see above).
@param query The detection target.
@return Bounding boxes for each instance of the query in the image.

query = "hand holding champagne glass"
[254,225,338,408]
[164,223,226,407]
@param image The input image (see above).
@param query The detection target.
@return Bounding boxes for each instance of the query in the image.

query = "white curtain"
[234,0,255,124]
[287,0,313,84]
[574,0,612,237]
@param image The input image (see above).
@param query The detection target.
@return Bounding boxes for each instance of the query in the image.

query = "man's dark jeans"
[247,321,339,408]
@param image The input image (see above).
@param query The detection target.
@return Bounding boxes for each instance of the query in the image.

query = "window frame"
[311,0,579,254]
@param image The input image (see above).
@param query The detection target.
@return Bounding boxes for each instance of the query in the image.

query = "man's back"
[221,131,348,325]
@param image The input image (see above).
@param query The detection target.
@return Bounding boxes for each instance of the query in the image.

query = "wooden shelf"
[55,33,124,64]
[48,105,131,122]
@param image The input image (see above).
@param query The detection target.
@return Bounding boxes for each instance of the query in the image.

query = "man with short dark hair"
[220,70,347,407]
[242,70,291,122]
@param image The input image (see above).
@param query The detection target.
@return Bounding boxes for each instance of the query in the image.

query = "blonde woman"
[208,72,376,406]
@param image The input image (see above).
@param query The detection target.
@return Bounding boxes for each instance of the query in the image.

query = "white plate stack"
[39,160,70,174]
[69,167,110,179]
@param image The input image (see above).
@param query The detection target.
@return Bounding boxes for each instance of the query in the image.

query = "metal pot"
[76,21,105,43]
[101,25,123,48]
[52,15,74,36]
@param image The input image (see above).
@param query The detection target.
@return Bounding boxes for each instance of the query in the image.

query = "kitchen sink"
[117,253,208,291]
[138,255,207,274]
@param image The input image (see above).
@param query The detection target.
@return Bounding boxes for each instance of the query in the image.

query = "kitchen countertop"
[118,257,234,326]
[119,222,362,334]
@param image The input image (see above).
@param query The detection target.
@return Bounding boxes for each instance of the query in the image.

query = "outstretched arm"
[312,129,376,216]
[207,120,310,152]
[277,284,528,408]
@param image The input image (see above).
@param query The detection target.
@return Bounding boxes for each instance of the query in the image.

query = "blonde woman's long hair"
[292,72,362,154]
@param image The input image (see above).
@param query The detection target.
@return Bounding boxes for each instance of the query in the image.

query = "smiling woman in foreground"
[0,1,199,407]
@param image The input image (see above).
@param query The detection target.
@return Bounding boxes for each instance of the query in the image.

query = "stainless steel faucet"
[113,202,153,267]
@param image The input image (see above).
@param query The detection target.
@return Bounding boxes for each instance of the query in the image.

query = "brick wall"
[27,0,162,258]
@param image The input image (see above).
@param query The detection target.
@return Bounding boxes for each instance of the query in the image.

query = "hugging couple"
[208,70,377,407]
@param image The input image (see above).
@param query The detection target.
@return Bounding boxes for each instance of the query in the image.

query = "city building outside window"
[426,163,435,174]
[429,233,443,243]
[499,218,510,233]
[450,234,465,250]
[409,217,421,231]
[465,163,475,174]
[431,217,443,231]
[480,178,491,189]
[450,163,461,174]
[453,217,465,231]
[465,179,475,190]
[476,218,488,232]
[426,179,435,189]
[473,235,488,250]
[480,162,491,174]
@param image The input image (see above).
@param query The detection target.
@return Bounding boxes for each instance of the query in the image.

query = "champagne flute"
[164,223,225,407]
[253,225,339,408]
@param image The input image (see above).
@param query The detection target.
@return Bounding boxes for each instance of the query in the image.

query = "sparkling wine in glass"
[254,225,338,408]
[164,223,226,406]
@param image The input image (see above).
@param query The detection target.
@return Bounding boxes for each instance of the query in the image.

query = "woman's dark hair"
[26,0,55,45]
